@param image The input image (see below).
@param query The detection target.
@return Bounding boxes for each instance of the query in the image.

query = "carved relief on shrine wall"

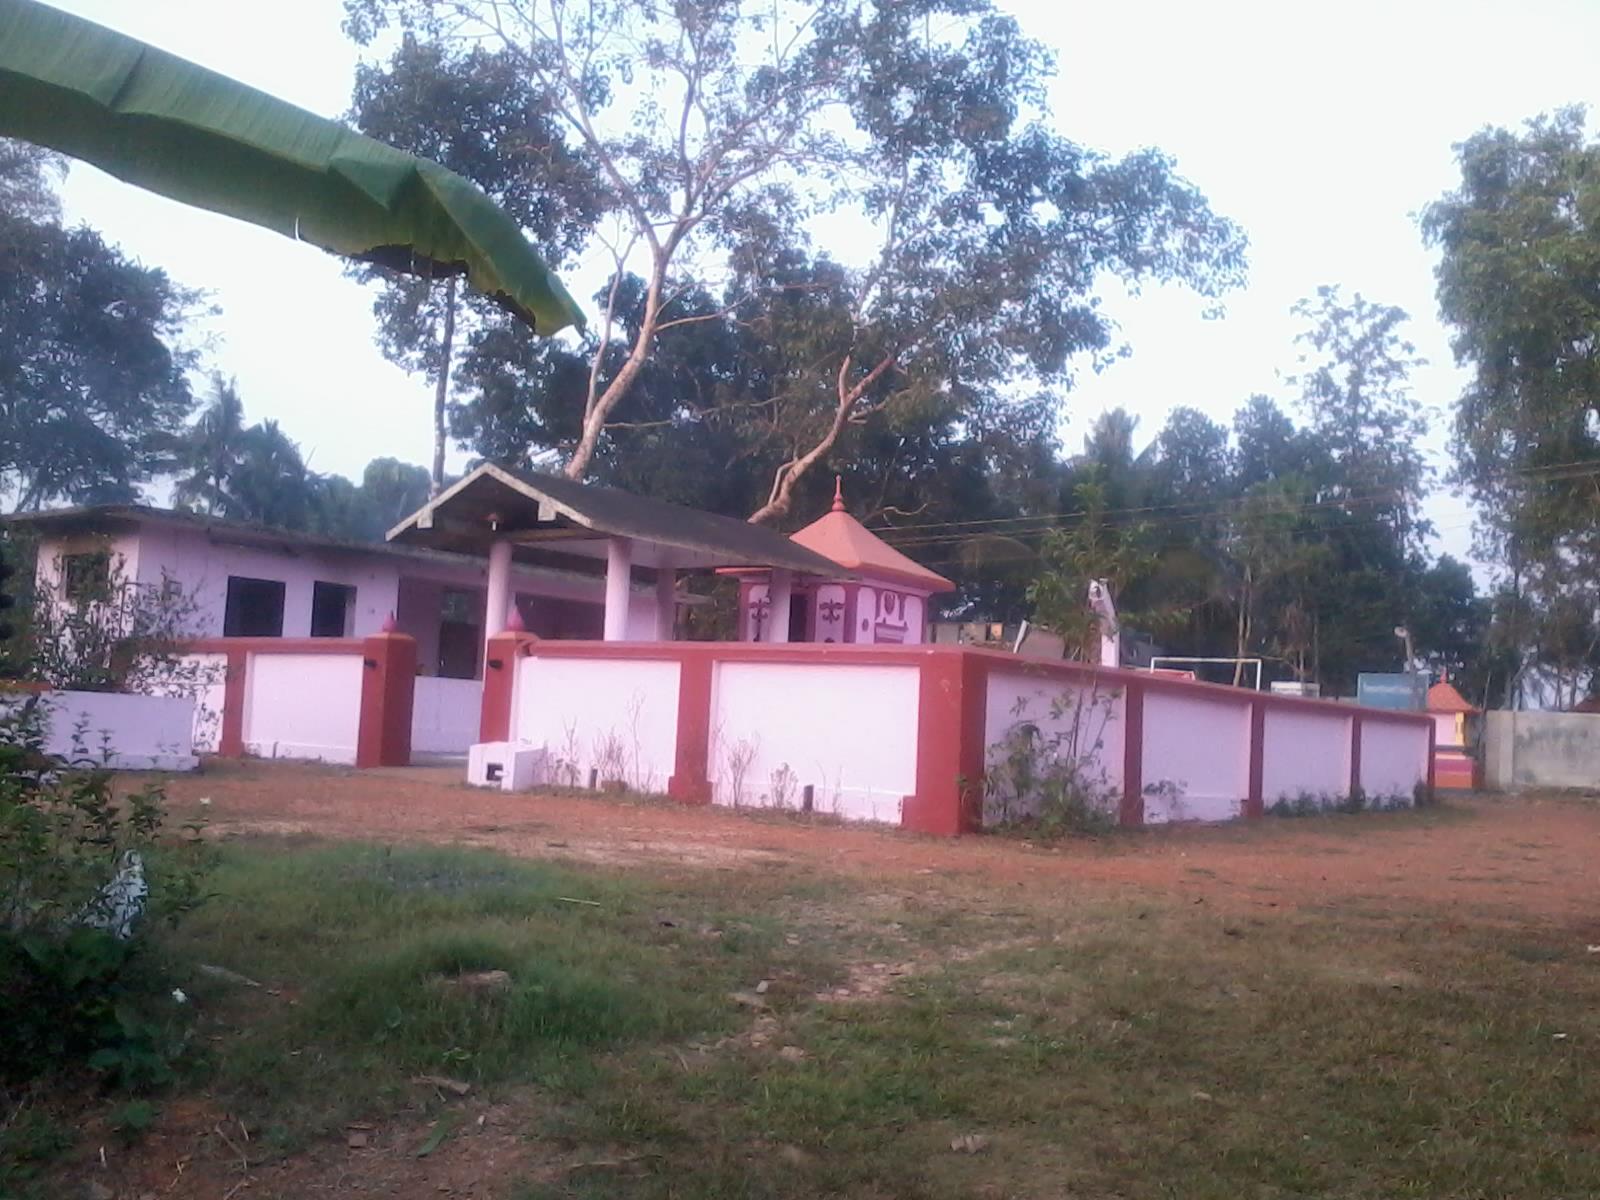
[813,584,847,643]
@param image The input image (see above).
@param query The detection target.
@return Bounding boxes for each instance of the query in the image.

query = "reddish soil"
[162,759,1600,928]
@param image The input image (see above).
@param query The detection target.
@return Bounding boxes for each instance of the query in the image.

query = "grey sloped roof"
[387,464,850,577]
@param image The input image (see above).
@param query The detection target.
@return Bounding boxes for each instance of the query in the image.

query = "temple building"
[727,481,956,644]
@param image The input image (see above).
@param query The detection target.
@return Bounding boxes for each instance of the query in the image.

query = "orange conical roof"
[1427,678,1478,714]
[790,479,956,593]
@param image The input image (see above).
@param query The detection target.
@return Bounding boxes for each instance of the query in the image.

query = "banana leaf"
[0,0,584,334]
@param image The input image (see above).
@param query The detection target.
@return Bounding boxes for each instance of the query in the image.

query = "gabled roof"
[387,463,850,576]
[788,484,956,593]
[1427,679,1479,714]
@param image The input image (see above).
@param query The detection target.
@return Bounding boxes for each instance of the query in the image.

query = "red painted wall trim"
[1349,713,1365,796]
[356,632,417,768]
[1245,697,1267,818]
[481,630,538,743]
[667,654,714,804]
[1120,678,1145,827]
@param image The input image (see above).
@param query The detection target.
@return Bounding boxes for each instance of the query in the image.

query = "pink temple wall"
[1261,707,1353,806]
[1140,689,1254,822]
[709,660,920,822]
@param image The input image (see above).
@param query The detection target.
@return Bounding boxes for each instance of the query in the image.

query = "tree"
[0,138,64,227]
[1290,286,1430,546]
[172,375,246,515]
[1027,481,1160,659]
[1423,108,1600,703]
[0,149,198,510]
[345,0,1246,521]
[358,458,433,537]
[346,37,603,491]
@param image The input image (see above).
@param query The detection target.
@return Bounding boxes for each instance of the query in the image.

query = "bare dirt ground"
[164,759,1599,929]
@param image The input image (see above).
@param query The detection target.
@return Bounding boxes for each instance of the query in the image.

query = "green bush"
[0,696,211,1086]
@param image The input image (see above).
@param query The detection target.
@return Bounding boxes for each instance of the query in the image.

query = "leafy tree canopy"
[0,139,198,511]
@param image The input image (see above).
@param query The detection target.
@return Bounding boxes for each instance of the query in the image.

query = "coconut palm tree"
[172,374,245,515]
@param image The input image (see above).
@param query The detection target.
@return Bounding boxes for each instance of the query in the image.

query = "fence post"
[357,628,417,768]
[907,648,986,836]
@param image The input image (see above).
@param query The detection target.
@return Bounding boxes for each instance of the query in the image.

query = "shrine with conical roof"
[729,480,956,644]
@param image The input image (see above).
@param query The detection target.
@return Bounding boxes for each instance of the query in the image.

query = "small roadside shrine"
[725,481,957,644]
[1427,676,1481,790]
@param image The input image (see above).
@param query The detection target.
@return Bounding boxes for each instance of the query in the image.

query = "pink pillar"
[767,568,793,644]
[655,559,677,642]
[484,537,513,663]
[604,537,633,641]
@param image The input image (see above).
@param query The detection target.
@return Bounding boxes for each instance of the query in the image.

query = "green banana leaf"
[0,0,584,334]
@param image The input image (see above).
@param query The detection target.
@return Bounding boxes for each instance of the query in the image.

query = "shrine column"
[484,537,513,661]
[767,568,793,644]
[654,557,677,641]
[604,537,633,641]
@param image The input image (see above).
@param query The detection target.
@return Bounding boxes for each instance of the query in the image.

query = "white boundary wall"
[983,668,1125,826]
[1141,689,1253,823]
[2,690,198,771]
[709,661,920,823]
[1261,706,1352,806]
[242,653,364,763]
[511,655,681,791]
[1484,711,1600,791]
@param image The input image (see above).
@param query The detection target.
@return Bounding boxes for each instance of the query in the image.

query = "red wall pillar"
[1349,713,1365,799]
[480,630,537,743]
[1245,696,1267,818]
[217,648,248,757]
[906,650,986,836]
[1120,678,1145,828]
[668,652,714,804]
[357,631,417,768]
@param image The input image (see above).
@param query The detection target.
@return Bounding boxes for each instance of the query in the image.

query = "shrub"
[983,688,1119,835]
[0,697,210,1086]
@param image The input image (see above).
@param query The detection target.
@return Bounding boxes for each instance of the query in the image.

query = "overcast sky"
[46,0,1600,569]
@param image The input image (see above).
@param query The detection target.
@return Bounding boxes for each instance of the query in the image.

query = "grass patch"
[22,822,1600,1198]
[159,840,840,1152]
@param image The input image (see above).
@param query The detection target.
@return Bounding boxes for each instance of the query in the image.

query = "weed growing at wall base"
[1267,788,1415,817]
[984,688,1120,835]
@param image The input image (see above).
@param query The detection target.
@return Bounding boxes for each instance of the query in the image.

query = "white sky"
[46,0,1600,570]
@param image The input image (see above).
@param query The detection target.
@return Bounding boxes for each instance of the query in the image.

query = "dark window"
[62,551,111,603]
[310,581,356,638]
[441,588,476,623]
[223,576,285,637]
